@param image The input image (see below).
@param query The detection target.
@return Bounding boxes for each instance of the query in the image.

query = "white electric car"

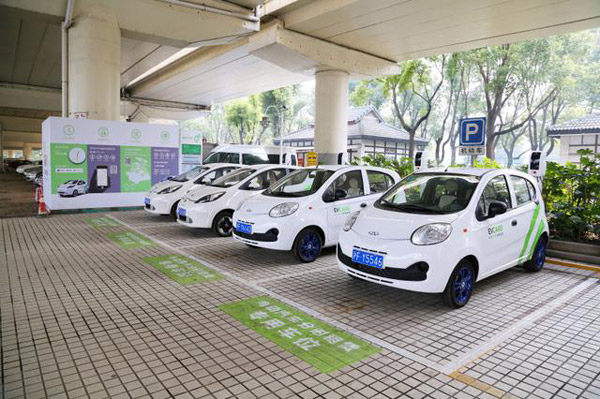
[336,168,549,308]
[58,180,88,196]
[144,163,239,218]
[232,166,400,262]
[177,164,297,236]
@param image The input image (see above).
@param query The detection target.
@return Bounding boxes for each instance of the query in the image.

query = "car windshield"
[65,180,77,184]
[264,169,335,197]
[377,173,480,214]
[209,168,255,188]
[170,166,208,182]
[204,152,239,164]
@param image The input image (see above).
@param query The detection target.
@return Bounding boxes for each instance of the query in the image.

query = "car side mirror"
[487,200,507,219]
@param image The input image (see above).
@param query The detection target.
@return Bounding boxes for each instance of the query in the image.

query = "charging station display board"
[42,117,179,210]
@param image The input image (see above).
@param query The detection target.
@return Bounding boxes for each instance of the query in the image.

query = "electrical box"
[414,151,424,171]
[528,151,546,177]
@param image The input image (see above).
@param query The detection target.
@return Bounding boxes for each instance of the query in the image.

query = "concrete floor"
[0,173,38,218]
[1,210,600,399]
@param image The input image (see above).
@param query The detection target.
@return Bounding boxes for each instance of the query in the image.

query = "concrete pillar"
[23,143,35,160]
[68,5,120,120]
[314,70,349,165]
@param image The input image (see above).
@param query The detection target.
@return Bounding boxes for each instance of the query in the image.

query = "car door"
[508,175,539,264]
[474,174,516,277]
[365,169,396,199]
[324,170,367,243]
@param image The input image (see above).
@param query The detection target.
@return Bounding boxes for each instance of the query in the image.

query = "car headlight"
[158,185,182,194]
[194,192,225,203]
[411,223,452,245]
[269,202,299,218]
[343,211,360,232]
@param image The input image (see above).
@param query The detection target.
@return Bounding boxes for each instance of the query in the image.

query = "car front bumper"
[232,212,297,250]
[175,203,215,228]
[336,229,453,293]
[143,195,175,215]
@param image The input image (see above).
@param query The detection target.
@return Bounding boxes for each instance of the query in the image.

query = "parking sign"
[460,117,486,146]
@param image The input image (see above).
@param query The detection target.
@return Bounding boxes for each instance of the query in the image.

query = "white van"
[204,144,298,166]
[336,168,549,308]
[232,166,400,262]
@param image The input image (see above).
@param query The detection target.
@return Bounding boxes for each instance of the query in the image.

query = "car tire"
[443,260,475,308]
[170,201,179,220]
[524,236,547,272]
[213,210,234,237]
[73,190,78,197]
[293,228,323,263]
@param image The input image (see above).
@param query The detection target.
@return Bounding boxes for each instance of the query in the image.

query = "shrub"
[350,154,414,178]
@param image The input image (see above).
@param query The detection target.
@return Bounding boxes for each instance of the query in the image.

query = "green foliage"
[224,95,262,143]
[543,149,600,242]
[350,154,414,178]
[473,157,502,169]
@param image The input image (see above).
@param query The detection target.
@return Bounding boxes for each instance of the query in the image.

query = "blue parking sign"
[460,117,486,146]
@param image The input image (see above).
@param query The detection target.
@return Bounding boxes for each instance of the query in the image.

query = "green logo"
[160,131,170,141]
[488,224,504,237]
[98,127,109,138]
[334,205,351,215]
[193,134,201,143]
[63,125,75,136]
[131,129,142,140]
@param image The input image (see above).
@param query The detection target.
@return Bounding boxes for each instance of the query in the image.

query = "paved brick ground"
[1,210,599,399]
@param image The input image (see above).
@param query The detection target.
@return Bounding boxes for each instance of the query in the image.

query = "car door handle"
[511,220,518,226]
[360,203,367,208]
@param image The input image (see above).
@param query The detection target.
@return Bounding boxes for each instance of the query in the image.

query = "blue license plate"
[352,249,384,269]
[178,208,186,217]
[236,222,252,234]
[144,197,151,205]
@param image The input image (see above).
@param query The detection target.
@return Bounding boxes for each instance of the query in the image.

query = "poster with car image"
[42,117,180,210]
[50,143,88,196]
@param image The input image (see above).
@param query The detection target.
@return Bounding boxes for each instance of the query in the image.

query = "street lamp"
[264,104,288,164]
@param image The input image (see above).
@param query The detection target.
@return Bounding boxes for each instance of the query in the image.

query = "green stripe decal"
[528,221,546,260]
[519,204,541,260]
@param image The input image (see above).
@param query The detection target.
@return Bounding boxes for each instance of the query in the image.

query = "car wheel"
[73,190,78,197]
[524,237,547,272]
[213,211,234,237]
[293,228,323,263]
[170,201,179,220]
[443,260,475,308]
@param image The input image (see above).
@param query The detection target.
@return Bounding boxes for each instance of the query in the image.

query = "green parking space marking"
[220,296,380,373]
[143,254,222,285]
[85,217,121,228]
[107,231,154,249]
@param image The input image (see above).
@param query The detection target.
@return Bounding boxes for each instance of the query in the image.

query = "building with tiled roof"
[274,106,428,161]
[547,114,600,163]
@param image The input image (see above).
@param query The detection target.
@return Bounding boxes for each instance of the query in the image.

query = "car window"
[526,180,537,201]
[245,169,287,190]
[367,171,395,193]
[511,176,531,206]
[210,168,254,187]
[477,175,512,218]
[204,152,240,164]
[242,153,269,165]
[264,169,335,198]
[324,170,364,201]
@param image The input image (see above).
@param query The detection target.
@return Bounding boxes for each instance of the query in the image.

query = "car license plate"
[352,249,384,269]
[178,208,186,217]
[144,198,151,205]
[236,222,252,234]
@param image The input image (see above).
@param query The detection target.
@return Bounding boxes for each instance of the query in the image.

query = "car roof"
[414,167,535,180]
[205,163,240,168]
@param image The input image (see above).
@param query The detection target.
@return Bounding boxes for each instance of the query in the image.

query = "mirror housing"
[487,200,508,219]
[334,189,347,200]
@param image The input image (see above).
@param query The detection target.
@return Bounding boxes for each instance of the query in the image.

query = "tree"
[224,95,263,144]
[383,56,446,158]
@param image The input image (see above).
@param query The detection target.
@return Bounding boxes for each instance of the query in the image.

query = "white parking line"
[107,214,598,377]
[438,277,598,374]
[252,266,339,284]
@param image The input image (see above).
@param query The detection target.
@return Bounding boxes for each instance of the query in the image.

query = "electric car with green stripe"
[337,168,549,308]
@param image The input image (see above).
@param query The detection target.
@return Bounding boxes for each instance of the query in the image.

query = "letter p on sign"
[460,117,486,146]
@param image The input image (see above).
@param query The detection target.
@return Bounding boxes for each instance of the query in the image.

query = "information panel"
[42,117,179,210]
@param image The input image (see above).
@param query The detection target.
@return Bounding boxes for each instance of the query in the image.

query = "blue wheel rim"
[299,232,320,261]
[453,266,474,305]
[533,240,546,270]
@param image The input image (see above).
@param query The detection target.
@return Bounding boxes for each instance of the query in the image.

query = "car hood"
[149,180,179,194]
[238,194,298,216]
[351,204,461,240]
